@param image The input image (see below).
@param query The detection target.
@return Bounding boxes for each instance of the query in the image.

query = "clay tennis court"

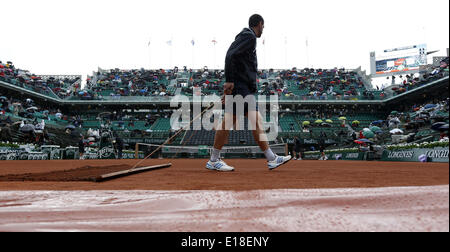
[0,159,448,231]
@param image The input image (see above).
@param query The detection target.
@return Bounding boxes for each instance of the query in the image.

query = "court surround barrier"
[381,147,448,163]
[0,145,145,160]
[302,142,448,162]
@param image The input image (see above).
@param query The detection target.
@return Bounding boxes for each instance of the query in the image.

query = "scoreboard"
[370,44,427,77]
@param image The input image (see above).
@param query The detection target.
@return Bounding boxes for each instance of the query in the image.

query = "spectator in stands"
[79,135,85,160]
[352,131,357,141]
[2,116,13,126]
[55,110,63,120]
[318,137,327,160]
[293,135,303,160]
[35,119,45,131]
[115,135,124,159]
[440,132,448,141]
[359,131,364,139]
[440,57,449,69]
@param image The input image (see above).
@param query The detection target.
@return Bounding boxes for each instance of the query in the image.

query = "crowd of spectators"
[389,57,449,95]
[0,91,81,144]
[257,67,381,100]
[4,58,448,102]
[378,97,449,144]
[84,68,179,99]
[178,67,226,96]
[81,66,383,100]
[0,60,81,99]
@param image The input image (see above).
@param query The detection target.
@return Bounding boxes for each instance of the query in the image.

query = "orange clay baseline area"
[0,159,447,190]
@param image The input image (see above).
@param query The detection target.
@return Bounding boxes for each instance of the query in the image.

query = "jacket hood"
[235,28,256,40]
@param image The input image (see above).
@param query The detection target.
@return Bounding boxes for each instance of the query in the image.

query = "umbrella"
[390,118,401,124]
[354,140,364,144]
[354,139,373,145]
[390,128,404,134]
[363,128,371,132]
[438,124,449,131]
[20,124,35,133]
[65,125,76,130]
[371,120,384,126]
[430,115,446,122]
[424,104,437,109]
[338,117,346,121]
[363,130,375,138]
[47,133,56,138]
[390,111,398,115]
[302,121,310,126]
[325,119,333,123]
[435,111,449,118]
[352,120,360,125]
[360,138,373,144]
[315,119,323,124]
[370,126,382,132]
[26,106,38,111]
[431,122,447,131]
[0,96,6,101]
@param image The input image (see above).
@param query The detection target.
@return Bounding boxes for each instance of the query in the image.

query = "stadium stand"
[1,57,448,157]
[0,61,81,99]
[260,68,383,101]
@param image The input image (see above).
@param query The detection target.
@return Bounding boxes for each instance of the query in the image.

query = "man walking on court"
[206,14,292,172]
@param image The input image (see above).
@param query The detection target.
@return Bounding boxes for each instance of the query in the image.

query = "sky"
[0,0,449,88]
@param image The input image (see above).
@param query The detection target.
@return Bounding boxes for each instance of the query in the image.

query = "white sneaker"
[268,155,292,170]
[206,159,235,172]
[293,157,297,160]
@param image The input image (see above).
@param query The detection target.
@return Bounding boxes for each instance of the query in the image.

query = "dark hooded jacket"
[225,28,258,94]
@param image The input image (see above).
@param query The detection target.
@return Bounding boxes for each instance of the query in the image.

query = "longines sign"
[382,147,448,162]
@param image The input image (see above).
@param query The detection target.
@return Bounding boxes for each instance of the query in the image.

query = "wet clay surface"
[0,159,448,232]
[0,165,132,182]
[0,159,447,190]
[0,186,448,232]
